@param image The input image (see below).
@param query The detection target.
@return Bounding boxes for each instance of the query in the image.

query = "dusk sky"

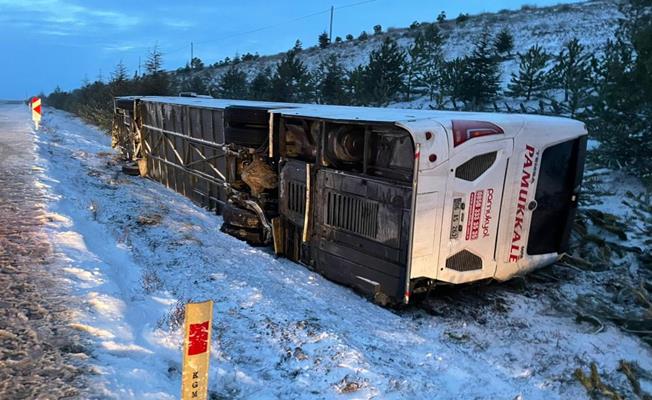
[0,0,579,99]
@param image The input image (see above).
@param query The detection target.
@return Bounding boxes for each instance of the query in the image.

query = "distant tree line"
[45,0,652,184]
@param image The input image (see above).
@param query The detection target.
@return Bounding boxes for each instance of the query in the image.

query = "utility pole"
[138,56,141,77]
[329,6,334,42]
[190,41,194,68]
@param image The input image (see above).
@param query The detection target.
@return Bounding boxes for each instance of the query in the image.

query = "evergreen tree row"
[208,25,511,110]
[44,1,652,182]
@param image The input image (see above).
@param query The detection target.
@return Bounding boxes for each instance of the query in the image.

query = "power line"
[192,9,332,47]
[80,0,381,78]
[170,0,380,54]
[334,0,378,11]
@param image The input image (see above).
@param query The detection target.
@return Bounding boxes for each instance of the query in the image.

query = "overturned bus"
[112,96,587,305]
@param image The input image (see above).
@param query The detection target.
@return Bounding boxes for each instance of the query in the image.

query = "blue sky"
[0,0,578,99]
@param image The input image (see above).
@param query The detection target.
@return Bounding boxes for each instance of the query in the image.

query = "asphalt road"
[0,103,86,399]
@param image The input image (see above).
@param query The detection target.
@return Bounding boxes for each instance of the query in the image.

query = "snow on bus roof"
[117,96,582,139]
[118,95,447,120]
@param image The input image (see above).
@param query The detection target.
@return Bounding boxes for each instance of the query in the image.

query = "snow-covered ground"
[27,105,652,399]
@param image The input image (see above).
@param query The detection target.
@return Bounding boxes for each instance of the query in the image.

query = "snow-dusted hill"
[177,0,621,106]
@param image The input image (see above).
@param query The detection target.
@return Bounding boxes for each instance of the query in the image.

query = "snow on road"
[0,103,86,399]
[30,106,652,399]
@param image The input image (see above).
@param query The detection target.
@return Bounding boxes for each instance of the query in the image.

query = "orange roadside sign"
[181,300,213,400]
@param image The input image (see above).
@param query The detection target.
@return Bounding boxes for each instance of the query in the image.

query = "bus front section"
[406,115,587,299]
[495,118,587,280]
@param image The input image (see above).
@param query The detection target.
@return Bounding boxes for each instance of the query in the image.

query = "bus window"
[323,124,365,172]
[366,130,414,182]
[282,118,317,163]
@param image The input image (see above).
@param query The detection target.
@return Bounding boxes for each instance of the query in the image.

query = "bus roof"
[117,96,584,145]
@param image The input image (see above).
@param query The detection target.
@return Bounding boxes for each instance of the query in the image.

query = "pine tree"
[437,11,446,23]
[270,51,313,102]
[316,55,348,105]
[358,31,368,41]
[373,25,383,35]
[145,45,163,75]
[406,32,427,102]
[406,24,444,102]
[110,60,128,85]
[419,24,445,104]
[177,63,191,73]
[216,65,248,99]
[190,57,204,71]
[364,36,406,106]
[456,13,469,24]
[548,38,592,116]
[182,75,209,94]
[507,45,549,100]
[347,65,369,105]
[249,67,273,100]
[494,28,514,57]
[588,0,652,183]
[422,23,443,46]
[346,34,354,41]
[294,39,303,52]
[109,60,130,96]
[141,46,170,95]
[441,57,468,109]
[318,32,330,49]
[462,29,501,110]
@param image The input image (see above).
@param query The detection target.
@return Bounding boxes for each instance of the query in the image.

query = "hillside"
[177,0,622,108]
[44,0,650,181]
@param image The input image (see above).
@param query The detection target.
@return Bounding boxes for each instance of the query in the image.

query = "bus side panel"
[312,169,411,301]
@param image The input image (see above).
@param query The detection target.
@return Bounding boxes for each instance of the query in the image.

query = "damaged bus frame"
[112,96,587,305]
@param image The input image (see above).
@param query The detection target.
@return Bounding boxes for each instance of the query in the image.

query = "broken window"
[282,118,317,163]
[320,123,414,182]
[323,124,365,172]
[366,129,414,182]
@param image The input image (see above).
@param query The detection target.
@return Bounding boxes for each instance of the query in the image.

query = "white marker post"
[181,300,213,400]
[31,97,42,130]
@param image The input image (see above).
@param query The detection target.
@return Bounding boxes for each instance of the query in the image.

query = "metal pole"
[404,143,420,304]
[329,6,334,42]
[190,42,194,67]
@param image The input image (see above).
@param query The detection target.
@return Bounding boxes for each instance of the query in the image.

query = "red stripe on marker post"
[31,98,42,129]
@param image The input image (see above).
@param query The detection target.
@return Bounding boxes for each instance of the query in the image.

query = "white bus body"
[113,97,587,305]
